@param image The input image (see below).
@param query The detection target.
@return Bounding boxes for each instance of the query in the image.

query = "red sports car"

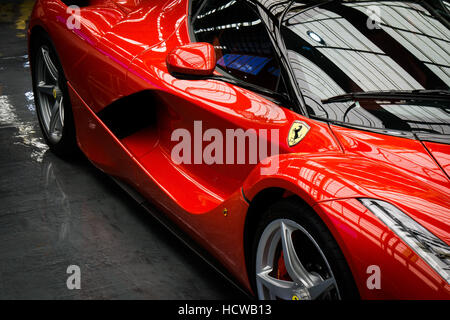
[28,0,450,299]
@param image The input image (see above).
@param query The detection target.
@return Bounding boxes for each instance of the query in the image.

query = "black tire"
[31,31,79,158]
[251,198,359,300]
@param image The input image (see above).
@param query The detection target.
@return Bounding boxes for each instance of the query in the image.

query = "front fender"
[243,152,450,244]
[316,198,450,299]
[244,151,449,203]
[243,152,381,206]
[242,153,450,298]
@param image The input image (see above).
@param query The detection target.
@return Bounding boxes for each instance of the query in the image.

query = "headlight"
[359,198,450,284]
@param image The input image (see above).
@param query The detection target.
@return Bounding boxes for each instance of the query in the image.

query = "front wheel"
[252,199,359,300]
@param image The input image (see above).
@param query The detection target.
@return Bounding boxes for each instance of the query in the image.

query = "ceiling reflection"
[275,0,449,136]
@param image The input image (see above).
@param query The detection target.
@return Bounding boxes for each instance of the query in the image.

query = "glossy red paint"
[28,0,450,299]
[315,199,450,299]
[166,42,216,76]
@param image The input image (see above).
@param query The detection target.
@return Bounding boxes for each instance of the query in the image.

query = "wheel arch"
[28,24,49,68]
[240,154,365,296]
[242,183,361,298]
[243,186,314,290]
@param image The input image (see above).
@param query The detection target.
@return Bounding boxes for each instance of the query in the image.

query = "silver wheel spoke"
[37,83,55,96]
[59,96,64,125]
[308,277,336,299]
[280,221,316,287]
[257,269,295,300]
[49,98,62,133]
[35,45,64,144]
[255,218,341,300]
[41,47,58,82]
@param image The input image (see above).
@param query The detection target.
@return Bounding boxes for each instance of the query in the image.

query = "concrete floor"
[0,0,246,299]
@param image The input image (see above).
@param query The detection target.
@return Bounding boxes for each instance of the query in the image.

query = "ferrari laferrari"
[28,0,450,299]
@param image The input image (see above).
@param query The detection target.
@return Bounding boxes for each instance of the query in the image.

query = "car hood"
[328,124,450,243]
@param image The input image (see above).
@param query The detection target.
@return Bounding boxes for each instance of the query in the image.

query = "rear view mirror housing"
[166,42,216,77]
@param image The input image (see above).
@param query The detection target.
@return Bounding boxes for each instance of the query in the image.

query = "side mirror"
[166,42,216,77]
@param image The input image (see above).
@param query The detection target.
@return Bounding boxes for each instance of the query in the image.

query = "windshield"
[281,0,450,136]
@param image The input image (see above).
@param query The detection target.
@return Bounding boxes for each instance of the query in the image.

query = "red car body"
[27,0,450,299]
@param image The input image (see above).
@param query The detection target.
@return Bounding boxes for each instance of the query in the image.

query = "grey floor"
[0,0,246,299]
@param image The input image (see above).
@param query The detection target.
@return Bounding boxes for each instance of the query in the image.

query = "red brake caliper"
[276,250,291,281]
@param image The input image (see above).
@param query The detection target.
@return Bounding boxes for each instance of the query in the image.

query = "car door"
[95,0,341,277]
[122,0,297,213]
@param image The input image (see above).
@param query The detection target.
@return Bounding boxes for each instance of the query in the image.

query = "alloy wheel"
[35,45,65,144]
[255,219,341,300]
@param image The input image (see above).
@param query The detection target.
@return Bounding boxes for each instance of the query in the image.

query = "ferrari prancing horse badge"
[288,121,310,147]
